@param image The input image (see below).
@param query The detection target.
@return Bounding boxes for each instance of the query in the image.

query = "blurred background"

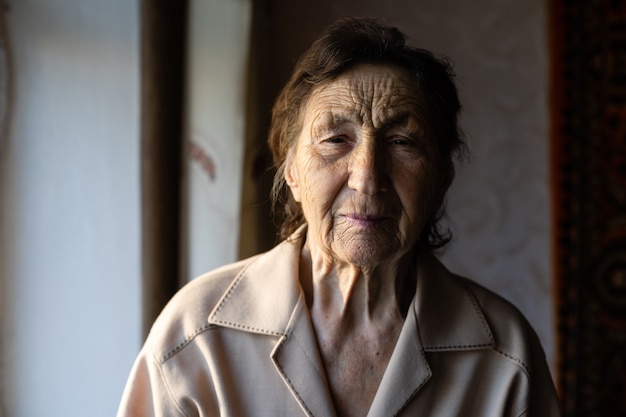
[0,0,624,416]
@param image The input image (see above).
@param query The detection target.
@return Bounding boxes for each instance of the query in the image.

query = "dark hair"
[268,17,466,252]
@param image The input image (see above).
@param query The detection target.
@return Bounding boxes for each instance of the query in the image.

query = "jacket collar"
[208,234,494,351]
[208,232,338,417]
[413,253,495,351]
[208,235,303,336]
[207,232,495,417]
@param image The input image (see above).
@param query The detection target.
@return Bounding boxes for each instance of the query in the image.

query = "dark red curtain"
[551,1,626,415]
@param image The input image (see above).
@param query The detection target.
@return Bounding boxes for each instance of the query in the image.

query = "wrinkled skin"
[286,63,448,271]
[285,63,451,417]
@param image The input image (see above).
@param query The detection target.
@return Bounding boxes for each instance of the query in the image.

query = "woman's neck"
[298,235,418,417]
[298,237,417,323]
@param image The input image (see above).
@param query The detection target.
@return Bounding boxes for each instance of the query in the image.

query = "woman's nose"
[347,141,389,195]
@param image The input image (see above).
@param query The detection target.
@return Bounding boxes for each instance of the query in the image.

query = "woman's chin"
[331,238,397,268]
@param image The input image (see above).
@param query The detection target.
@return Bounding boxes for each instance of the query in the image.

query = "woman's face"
[285,63,450,267]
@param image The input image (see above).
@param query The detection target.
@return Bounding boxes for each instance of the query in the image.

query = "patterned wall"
[391,0,556,370]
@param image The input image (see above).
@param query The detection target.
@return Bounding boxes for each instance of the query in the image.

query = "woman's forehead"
[304,64,422,126]
[314,64,417,101]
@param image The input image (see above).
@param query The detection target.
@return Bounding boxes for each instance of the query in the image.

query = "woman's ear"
[284,157,302,203]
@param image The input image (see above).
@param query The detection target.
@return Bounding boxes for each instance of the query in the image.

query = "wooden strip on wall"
[140,0,188,339]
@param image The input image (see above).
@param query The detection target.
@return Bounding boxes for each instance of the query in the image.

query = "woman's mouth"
[341,213,386,227]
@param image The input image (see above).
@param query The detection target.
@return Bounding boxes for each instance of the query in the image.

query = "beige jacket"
[117,237,561,417]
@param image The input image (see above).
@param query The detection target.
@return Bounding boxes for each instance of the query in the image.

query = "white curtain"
[182,0,252,282]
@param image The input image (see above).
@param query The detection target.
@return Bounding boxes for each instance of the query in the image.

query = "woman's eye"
[327,136,346,144]
[389,137,413,146]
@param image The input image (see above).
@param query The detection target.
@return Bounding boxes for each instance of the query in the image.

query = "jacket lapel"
[271,296,338,417]
[366,254,495,417]
[366,301,431,417]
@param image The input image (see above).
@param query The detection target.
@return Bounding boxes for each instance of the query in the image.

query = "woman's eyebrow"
[381,113,422,131]
[331,112,358,125]
[312,109,357,129]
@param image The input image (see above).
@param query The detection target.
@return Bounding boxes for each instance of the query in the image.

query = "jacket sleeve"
[522,339,563,417]
[116,348,186,417]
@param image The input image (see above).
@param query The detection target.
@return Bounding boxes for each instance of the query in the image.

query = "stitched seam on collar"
[291,332,323,375]
[284,297,324,375]
[424,343,493,352]
[464,282,496,346]
[421,280,495,351]
[159,324,217,363]
[272,337,315,417]
[391,348,431,417]
[209,256,285,336]
[210,260,253,317]
[211,321,283,336]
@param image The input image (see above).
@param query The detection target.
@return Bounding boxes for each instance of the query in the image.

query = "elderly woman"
[117,17,561,417]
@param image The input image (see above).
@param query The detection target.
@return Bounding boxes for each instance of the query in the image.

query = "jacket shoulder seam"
[158,323,217,363]
[492,347,531,377]
[150,351,191,416]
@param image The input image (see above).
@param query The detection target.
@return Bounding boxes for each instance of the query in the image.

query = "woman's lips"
[341,213,386,226]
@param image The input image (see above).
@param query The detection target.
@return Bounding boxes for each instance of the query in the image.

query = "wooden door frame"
[140,0,188,338]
